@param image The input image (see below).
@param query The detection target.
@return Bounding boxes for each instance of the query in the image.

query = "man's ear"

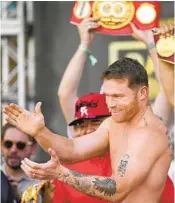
[31,143,38,155]
[138,86,148,101]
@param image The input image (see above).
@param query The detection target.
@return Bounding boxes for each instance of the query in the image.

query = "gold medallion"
[156,36,175,57]
[92,1,135,29]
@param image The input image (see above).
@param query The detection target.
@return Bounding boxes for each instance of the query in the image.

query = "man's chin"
[7,161,21,170]
[9,164,21,170]
[112,115,125,123]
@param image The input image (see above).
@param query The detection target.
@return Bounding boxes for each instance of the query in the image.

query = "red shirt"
[53,153,174,203]
[161,176,174,203]
[53,152,111,203]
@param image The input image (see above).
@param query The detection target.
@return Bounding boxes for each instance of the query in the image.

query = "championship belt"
[154,30,175,64]
[70,1,160,35]
[21,181,55,203]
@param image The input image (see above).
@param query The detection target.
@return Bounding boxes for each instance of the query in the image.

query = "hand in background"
[78,17,100,47]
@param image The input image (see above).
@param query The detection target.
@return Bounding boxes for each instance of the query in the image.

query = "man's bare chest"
[109,128,130,175]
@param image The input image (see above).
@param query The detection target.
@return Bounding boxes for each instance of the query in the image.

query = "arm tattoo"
[57,167,117,201]
[69,170,85,177]
[92,178,116,196]
[117,154,130,177]
[143,117,148,126]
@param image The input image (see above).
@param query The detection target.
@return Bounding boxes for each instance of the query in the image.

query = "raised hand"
[3,102,45,137]
[78,17,100,47]
[130,23,154,46]
[21,148,62,180]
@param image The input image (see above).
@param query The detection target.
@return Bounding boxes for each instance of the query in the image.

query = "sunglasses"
[2,140,32,150]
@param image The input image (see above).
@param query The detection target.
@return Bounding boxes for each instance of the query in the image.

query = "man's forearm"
[148,43,174,125]
[148,45,161,84]
[159,60,174,107]
[58,47,89,123]
[58,47,88,97]
[35,127,75,164]
[57,166,126,202]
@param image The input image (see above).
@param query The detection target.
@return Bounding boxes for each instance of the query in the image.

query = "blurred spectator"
[53,93,111,203]
[1,123,41,202]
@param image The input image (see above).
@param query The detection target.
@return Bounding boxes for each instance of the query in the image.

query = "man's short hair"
[1,123,36,143]
[101,57,148,88]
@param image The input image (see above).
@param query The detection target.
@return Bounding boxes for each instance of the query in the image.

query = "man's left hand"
[21,148,62,180]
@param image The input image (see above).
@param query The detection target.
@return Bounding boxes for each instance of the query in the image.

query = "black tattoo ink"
[143,117,148,126]
[117,154,130,177]
[69,169,86,177]
[92,178,116,197]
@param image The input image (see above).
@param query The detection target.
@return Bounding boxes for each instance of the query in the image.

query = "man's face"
[1,128,34,170]
[73,117,107,137]
[103,78,140,123]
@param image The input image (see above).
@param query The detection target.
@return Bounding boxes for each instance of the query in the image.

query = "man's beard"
[6,156,22,170]
[7,163,21,170]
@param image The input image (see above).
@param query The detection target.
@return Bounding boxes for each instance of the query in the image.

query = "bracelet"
[147,42,155,51]
[78,44,98,66]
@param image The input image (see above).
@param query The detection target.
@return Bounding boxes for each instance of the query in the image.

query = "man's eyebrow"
[105,93,125,97]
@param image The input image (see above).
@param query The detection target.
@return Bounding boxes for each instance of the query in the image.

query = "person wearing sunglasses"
[1,123,41,202]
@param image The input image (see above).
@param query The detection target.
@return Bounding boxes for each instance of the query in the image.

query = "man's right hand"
[3,102,45,137]
[77,17,100,47]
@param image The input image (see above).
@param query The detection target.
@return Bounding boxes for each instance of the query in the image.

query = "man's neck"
[128,105,152,126]
[5,164,25,179]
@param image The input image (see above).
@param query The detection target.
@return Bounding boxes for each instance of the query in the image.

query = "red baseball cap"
[69,93,111,126]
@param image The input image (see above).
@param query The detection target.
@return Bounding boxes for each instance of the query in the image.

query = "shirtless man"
[56,18,174,203]
[3,56,172,202]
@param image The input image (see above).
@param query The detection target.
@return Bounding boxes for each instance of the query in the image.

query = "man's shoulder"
[130,127,169,150]
[101,116,118,129]
[131,126,167,138]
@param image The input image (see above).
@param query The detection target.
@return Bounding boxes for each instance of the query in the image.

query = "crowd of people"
[2,17,174,203]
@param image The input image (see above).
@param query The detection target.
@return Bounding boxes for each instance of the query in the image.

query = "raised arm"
[158,60,174,108]
[130,23,173,127]
[152,66,173,128]
[21,128,168,202]
[3,102,109,164]
[157,24,174,108]
[152,24,174,125]
[57,17,100,124]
